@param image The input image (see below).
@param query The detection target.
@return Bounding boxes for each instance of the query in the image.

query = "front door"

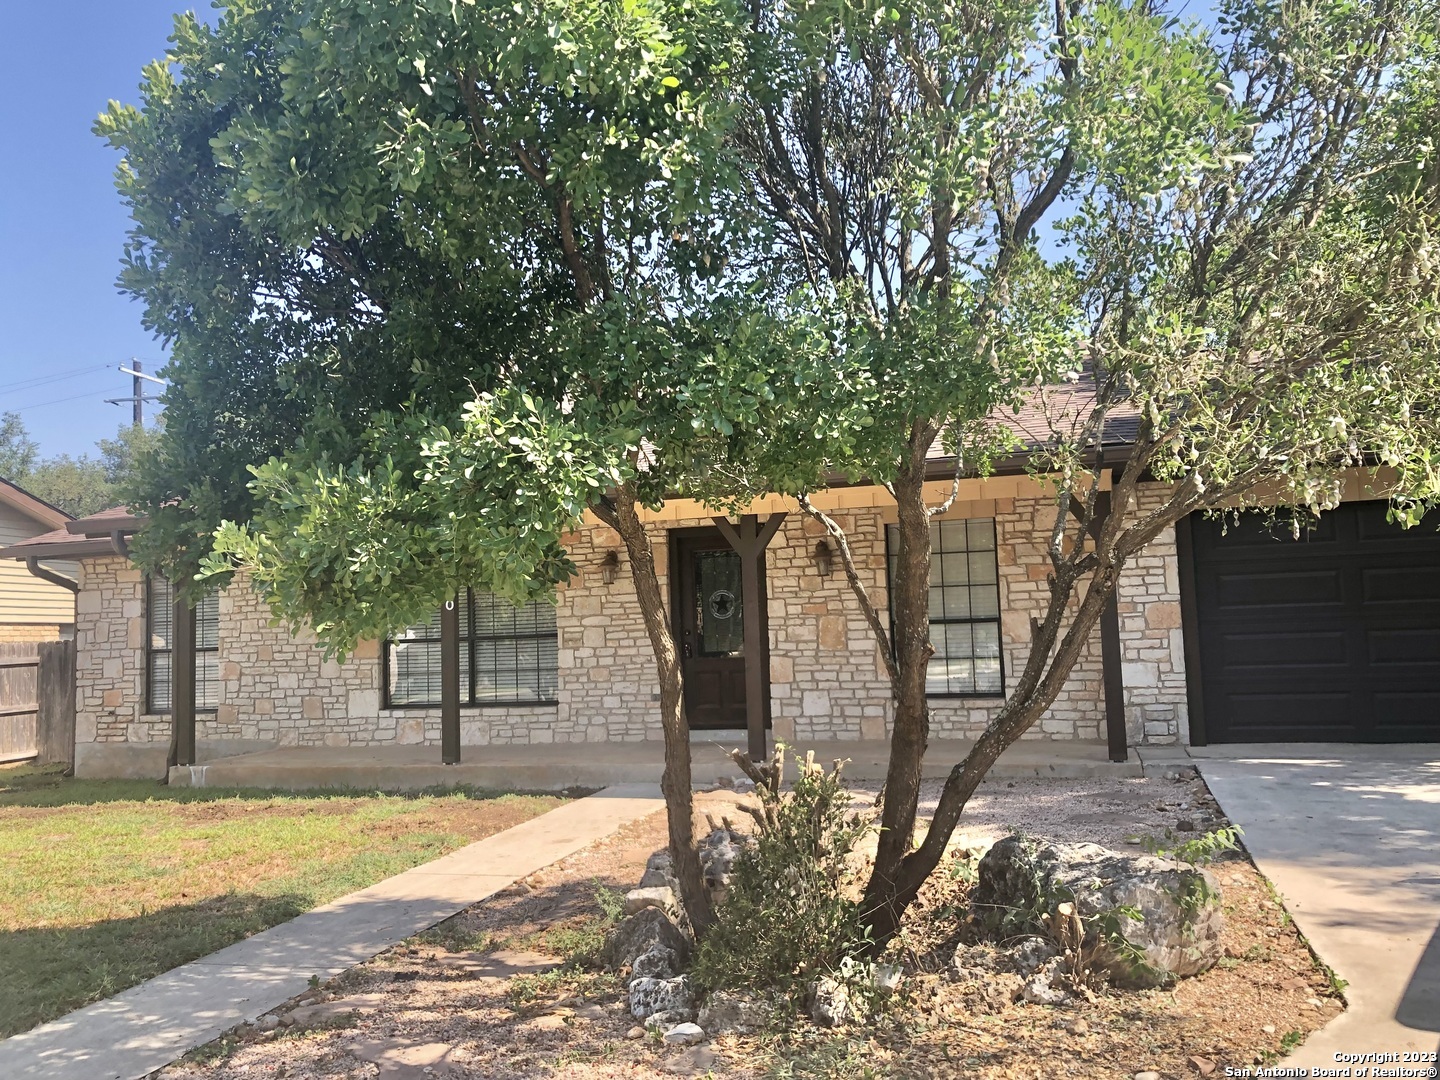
[674,532,748,729]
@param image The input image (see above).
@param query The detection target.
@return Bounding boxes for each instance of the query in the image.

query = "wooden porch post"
[1100,587,1128,763]
[713,512,787,761]
[170,595,197,768]
[440,594,462,765]
[1092,487,1129,763]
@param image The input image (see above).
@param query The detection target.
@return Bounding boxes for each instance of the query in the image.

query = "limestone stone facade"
[71,479,1191,773]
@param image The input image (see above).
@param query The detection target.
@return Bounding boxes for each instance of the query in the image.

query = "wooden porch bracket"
[713,512,787,760]
[170,596,197,769]
[440,595,462,765]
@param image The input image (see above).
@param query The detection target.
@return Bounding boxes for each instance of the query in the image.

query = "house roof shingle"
[0,506,139,561]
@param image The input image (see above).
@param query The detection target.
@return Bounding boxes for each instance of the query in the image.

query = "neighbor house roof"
[0,505,142,562]
[0,476,71,531]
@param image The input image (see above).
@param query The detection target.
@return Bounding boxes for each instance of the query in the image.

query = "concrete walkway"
[1196,747,1440,1069]
[0,785,664,1080]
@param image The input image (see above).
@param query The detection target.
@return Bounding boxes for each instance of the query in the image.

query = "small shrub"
[1142,825,1244,866]
[692,749,873,999]
[533,884,628,966]
[545,922,607,965]
[596,885,626,923]
[507,967,622,1009]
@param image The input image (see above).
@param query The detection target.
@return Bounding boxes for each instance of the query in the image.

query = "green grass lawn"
[0,762,566,1039]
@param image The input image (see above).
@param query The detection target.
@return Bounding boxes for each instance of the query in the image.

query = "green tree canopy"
[719,0,1440,937]
[104,0,1439,946]
[0,412,159,518]
[102,0,794,932]
[0,413,40,483]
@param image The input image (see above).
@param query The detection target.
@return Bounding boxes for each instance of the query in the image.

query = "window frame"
[885,517,1006,699]
[382,589,560,709]
[145,575,220,715]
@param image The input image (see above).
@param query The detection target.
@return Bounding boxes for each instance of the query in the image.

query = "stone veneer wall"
[76,556,150,748]
[558,492,1188,746]
[72,485,1189,758]
[74,558,565,752]
[1114,488,1189,745]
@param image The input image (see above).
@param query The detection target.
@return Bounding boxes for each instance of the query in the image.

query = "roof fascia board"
[0,478,71,529]
[0,537,132,561]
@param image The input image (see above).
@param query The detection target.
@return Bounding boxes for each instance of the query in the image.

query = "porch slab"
[167,738,1141,791]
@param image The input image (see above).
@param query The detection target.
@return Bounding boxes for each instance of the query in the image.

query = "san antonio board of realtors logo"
[709,590,737,620]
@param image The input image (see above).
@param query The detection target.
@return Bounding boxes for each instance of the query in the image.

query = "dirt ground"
[154,774,1343,1079]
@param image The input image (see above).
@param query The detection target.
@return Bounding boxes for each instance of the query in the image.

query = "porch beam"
[440,595,461,765]
[170,595,197,769]
[713,512,787,761]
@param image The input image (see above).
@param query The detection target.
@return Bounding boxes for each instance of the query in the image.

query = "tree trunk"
[612,487,715,936]
[864,553,1122,944]
[860,460,934,932]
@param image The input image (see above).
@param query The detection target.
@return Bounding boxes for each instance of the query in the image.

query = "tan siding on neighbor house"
[0,503,76,628]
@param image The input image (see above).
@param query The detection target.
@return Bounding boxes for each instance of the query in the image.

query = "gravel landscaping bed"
[153,774,1341,1079]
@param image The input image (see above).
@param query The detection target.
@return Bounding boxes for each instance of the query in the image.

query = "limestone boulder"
[1010,935,1059,977]
[631,943,681,980]
[808,975,851,1028]
[698,828,746,906]
[696,990,771,1035]
[603,907,691,974]
[638,851,673,889]
[643,1009,688,1031]
[624,886,678,917]
[662,1021,706,1045]
[629,975,696,1022]
[972,836,1224,988]
[1018,957,1071,1005]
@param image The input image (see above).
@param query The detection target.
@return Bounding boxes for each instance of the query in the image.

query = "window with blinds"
[386,590,559,706]
[146,575,220,713]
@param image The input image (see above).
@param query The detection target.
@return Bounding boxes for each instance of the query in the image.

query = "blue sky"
[0,2,214,459]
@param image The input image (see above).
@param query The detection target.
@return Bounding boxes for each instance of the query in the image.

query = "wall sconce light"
[599,550,622,585]
[812,540,834,578]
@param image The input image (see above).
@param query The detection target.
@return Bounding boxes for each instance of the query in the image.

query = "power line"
[8,389,104,413]
[0,362,112,396]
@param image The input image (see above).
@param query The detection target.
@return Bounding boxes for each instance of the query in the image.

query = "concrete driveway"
[1195,746,1440,1070]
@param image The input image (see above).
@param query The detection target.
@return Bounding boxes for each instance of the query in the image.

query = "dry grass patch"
[0,761,566,1037]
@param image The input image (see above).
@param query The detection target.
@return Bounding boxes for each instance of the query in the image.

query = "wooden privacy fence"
[0,640,76,767]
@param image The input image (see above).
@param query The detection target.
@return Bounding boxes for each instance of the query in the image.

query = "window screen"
[887,518,1003,696]
[147,575,220,713]
[387,590,559,706]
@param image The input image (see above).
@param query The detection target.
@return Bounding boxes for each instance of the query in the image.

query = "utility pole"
[105,360,165,427]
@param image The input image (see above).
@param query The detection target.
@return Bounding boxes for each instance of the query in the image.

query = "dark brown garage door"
[1184,501,1440,743]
